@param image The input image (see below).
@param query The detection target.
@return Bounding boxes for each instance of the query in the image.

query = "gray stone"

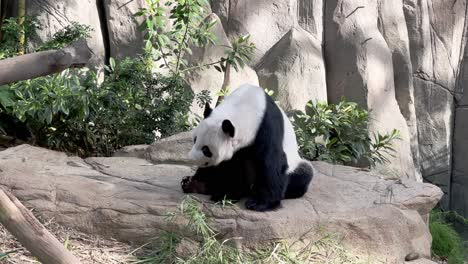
[103,0,146,59]
[378,0,421,180]
[0,144,442,262]
[403,0,467,209]
[114,132,193,165]
[256,27,327,111]
[26,0,105,68]
[324,0,419,181]
[297,0,323,40]
[211,0,299,66]
[185,13,259,115]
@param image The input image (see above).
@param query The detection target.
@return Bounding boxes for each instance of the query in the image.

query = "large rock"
[103,0,146,59]
[185,13,259,115]
[26,0,105,68]
[324,0,420,181]
[0,144,442,262]
[451,43,468,217]
[256,27,327,111]
[403,0,467,209]
[211,0,299,66]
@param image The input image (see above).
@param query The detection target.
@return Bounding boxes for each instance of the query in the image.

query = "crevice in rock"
[450,1,468,212]
[322,0,328,95]
[96,0,110,66]
[413,75,459,96]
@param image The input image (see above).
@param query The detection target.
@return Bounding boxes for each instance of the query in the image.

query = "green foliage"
[1,0,254,157]
[135,0,217,74]
[429,210,466,263]
[36,22,92,51]
[0,16,40,58]
[293,98,401,168]
[3,55,194,156]
[222,34,255,72]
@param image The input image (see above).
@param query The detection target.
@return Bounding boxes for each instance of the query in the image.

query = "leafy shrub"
[292,98,400,168]
[3,55,195,156]
[0,16,40,58]
[36,21,92,51]
[1,0,254,156]
[430,210,466,263]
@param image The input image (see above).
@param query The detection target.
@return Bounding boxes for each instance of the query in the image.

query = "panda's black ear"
[203,103,212,118]
[222,119,235,138]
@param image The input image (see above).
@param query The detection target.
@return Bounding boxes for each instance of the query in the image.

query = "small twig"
[346,6,365,18]
[181,60,224,73]
[175,5,191,74]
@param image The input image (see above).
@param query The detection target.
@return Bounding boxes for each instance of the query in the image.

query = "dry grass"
[0,216,138,264]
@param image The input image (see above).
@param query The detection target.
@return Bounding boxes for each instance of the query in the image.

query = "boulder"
[185,13,259,115]
[403,0,467,209]
[297,0,323,40]
[103,0,146,59]
[324,0,420,181]
[114,131,193,164]
[26,0,105,68]
[210,0,299,66]
[256,27,327,111]
[1,144,442,263]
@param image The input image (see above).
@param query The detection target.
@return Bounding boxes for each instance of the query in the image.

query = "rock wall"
[19,0,468,216]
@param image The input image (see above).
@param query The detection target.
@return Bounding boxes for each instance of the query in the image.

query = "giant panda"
[181,83,313,212]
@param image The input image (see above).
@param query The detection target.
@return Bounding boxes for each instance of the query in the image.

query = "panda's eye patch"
[194,136,197,143]
[201,146,212,157]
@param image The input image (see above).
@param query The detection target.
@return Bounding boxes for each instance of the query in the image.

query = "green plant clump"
[292,98,401,168]
[429,210,467,264]
[132,196,364,264]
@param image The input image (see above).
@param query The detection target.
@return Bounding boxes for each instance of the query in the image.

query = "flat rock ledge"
[0,142,442,263]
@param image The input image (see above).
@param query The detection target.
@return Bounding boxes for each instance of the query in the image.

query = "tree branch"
[0,188,81,264]
[181,59,223,73]
[0,39,92,85]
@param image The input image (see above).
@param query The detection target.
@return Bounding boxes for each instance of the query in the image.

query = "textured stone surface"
[256,27,327,111]
[403,0,467,209]
[0,145,442,263]
[26,0,105,68]
[103,0,146,59]
[185,13,259,115]
[114,131,193,165]
[211,0,299,66]
[324,0,420,181]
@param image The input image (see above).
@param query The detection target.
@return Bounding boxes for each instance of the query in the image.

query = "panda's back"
[210,84,267,148]
[211,83,303,172]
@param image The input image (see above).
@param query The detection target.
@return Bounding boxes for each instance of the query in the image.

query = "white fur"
[280,109,303,173]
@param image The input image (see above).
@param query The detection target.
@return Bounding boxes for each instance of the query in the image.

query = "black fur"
[182,91,313,211]
[222,120,235,137]
[203,103,212,118]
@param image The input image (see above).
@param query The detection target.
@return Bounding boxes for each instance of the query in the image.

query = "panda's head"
[188,103,236,167]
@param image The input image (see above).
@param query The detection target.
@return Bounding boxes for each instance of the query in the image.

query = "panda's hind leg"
[284,162,313,199]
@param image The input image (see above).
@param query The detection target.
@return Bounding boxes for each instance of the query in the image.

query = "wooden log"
[0,188,81,264]
[0,39,92,85]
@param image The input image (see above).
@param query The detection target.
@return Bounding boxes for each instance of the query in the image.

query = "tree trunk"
[0,39,92,85]
[215,62,231,106]
[0,0,10,43]
[0,188,81,264]
[17,0,26,54]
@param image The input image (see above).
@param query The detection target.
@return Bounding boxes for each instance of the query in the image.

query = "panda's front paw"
[245,198,281,212]
[181,176,208,194]
[181,176,193,193]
